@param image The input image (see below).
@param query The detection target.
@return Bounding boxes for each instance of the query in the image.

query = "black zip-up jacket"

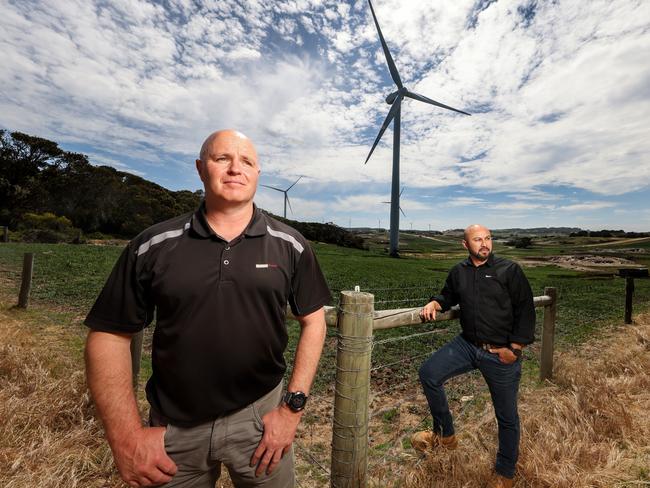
[431,254,536,346]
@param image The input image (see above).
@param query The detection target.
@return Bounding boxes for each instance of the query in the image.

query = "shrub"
[505,236,533,249]
[17,212,81,243]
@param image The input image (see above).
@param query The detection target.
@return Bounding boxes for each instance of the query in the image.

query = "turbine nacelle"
[385,90,400,104]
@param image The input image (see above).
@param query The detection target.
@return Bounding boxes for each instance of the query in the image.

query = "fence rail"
[288,293,553,329]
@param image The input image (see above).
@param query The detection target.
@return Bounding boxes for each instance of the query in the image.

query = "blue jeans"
[418,334,522,479]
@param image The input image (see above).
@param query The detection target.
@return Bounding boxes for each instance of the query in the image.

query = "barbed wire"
[361,285,437,292]
[370,351,433,373]
[375,297,430,304]
[372,327,449,347]
[294,439,331,478]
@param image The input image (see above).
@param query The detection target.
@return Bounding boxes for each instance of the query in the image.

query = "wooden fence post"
[330,291,374,488]
[2,226,8,243]
[130,330,144,390]
[624,277,634,324]
[17,253,34,309]
[540,287,557,382]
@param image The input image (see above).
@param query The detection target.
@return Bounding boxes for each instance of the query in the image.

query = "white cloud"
[1,0,648,230]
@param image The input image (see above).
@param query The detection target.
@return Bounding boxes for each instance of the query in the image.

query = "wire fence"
[291,284,556,484]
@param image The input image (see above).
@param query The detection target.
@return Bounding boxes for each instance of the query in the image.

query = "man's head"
[196,129,260,207]
[462,224,492,264]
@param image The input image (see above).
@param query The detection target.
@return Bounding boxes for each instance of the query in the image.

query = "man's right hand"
[420,300,442,322]
[111,426,177,487]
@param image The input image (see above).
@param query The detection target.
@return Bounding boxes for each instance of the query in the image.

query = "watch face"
[285,392,307,411]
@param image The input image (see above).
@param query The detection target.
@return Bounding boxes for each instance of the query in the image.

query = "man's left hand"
[250,405,301,476]
[488,347,519,364]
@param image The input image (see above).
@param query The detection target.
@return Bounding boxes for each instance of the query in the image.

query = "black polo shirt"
[85,203,331,426]
[431,254,535,346]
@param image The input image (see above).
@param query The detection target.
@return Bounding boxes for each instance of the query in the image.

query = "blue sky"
[1,0,649,231]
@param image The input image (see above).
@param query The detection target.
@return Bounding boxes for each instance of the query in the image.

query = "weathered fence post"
[618,268,648,324]
[17,253,34,308]
[331,291,374,488]
[540,287,557,381]
[130,330,144,390]
[2,226,8,243]
[624,277,634,325]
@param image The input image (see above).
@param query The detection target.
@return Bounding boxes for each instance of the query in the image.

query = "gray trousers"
[150,382,295,487]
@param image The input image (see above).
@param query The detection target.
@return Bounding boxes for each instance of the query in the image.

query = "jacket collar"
[462,253,495,268]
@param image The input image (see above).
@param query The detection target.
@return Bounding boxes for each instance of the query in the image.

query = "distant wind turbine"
[365,0,471,257]
[261,176,302,219]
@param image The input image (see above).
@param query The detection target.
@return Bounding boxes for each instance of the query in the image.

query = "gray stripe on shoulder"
[266,225,304,254]
[137,222,191,256]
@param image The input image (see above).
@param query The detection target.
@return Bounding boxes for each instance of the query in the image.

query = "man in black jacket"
[413,224,535,488]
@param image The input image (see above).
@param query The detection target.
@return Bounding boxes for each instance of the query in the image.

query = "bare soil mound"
[522,254,638,272]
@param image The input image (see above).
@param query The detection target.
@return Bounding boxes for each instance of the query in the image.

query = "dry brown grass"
[0,305,122,488]
[404,313,650,487]
[2,292,649,487]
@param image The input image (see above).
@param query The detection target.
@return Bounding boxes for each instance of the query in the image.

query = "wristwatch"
[283,391,308,412]
[509,346,523,359]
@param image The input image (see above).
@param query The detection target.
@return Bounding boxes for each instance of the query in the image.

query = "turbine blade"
[261,184,284,192]
[286,175,303,191]
[399,206,405,217]
[365,96,402,164]
[367,0,403,89]
[405,90,471,116]
[399,187,405,197]
[286,195,294,215]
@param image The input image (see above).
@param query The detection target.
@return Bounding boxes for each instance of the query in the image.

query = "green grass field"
[1,236,649,395]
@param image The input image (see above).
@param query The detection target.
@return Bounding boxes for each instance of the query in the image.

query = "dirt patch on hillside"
[521,254,639,272]
[87,239,129,246]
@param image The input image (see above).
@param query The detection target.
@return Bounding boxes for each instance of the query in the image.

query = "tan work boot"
[410,431,458,452]
[486,473,514,488]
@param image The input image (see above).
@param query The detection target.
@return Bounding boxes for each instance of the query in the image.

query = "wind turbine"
[365,0,471,257]
[261,176,302,219]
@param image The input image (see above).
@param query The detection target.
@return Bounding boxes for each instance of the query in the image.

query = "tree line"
[0,130,366,249]
[1,130,202,239]
[570,230,649,238]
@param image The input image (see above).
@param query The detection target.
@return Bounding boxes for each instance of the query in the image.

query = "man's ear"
[462,239,468,251]
[195,159,204,181]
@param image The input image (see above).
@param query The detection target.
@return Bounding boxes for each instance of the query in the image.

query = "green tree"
[1,130,203,239]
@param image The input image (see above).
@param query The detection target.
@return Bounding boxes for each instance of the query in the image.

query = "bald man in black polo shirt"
[412,224,535,488]
[85,130,330,488]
